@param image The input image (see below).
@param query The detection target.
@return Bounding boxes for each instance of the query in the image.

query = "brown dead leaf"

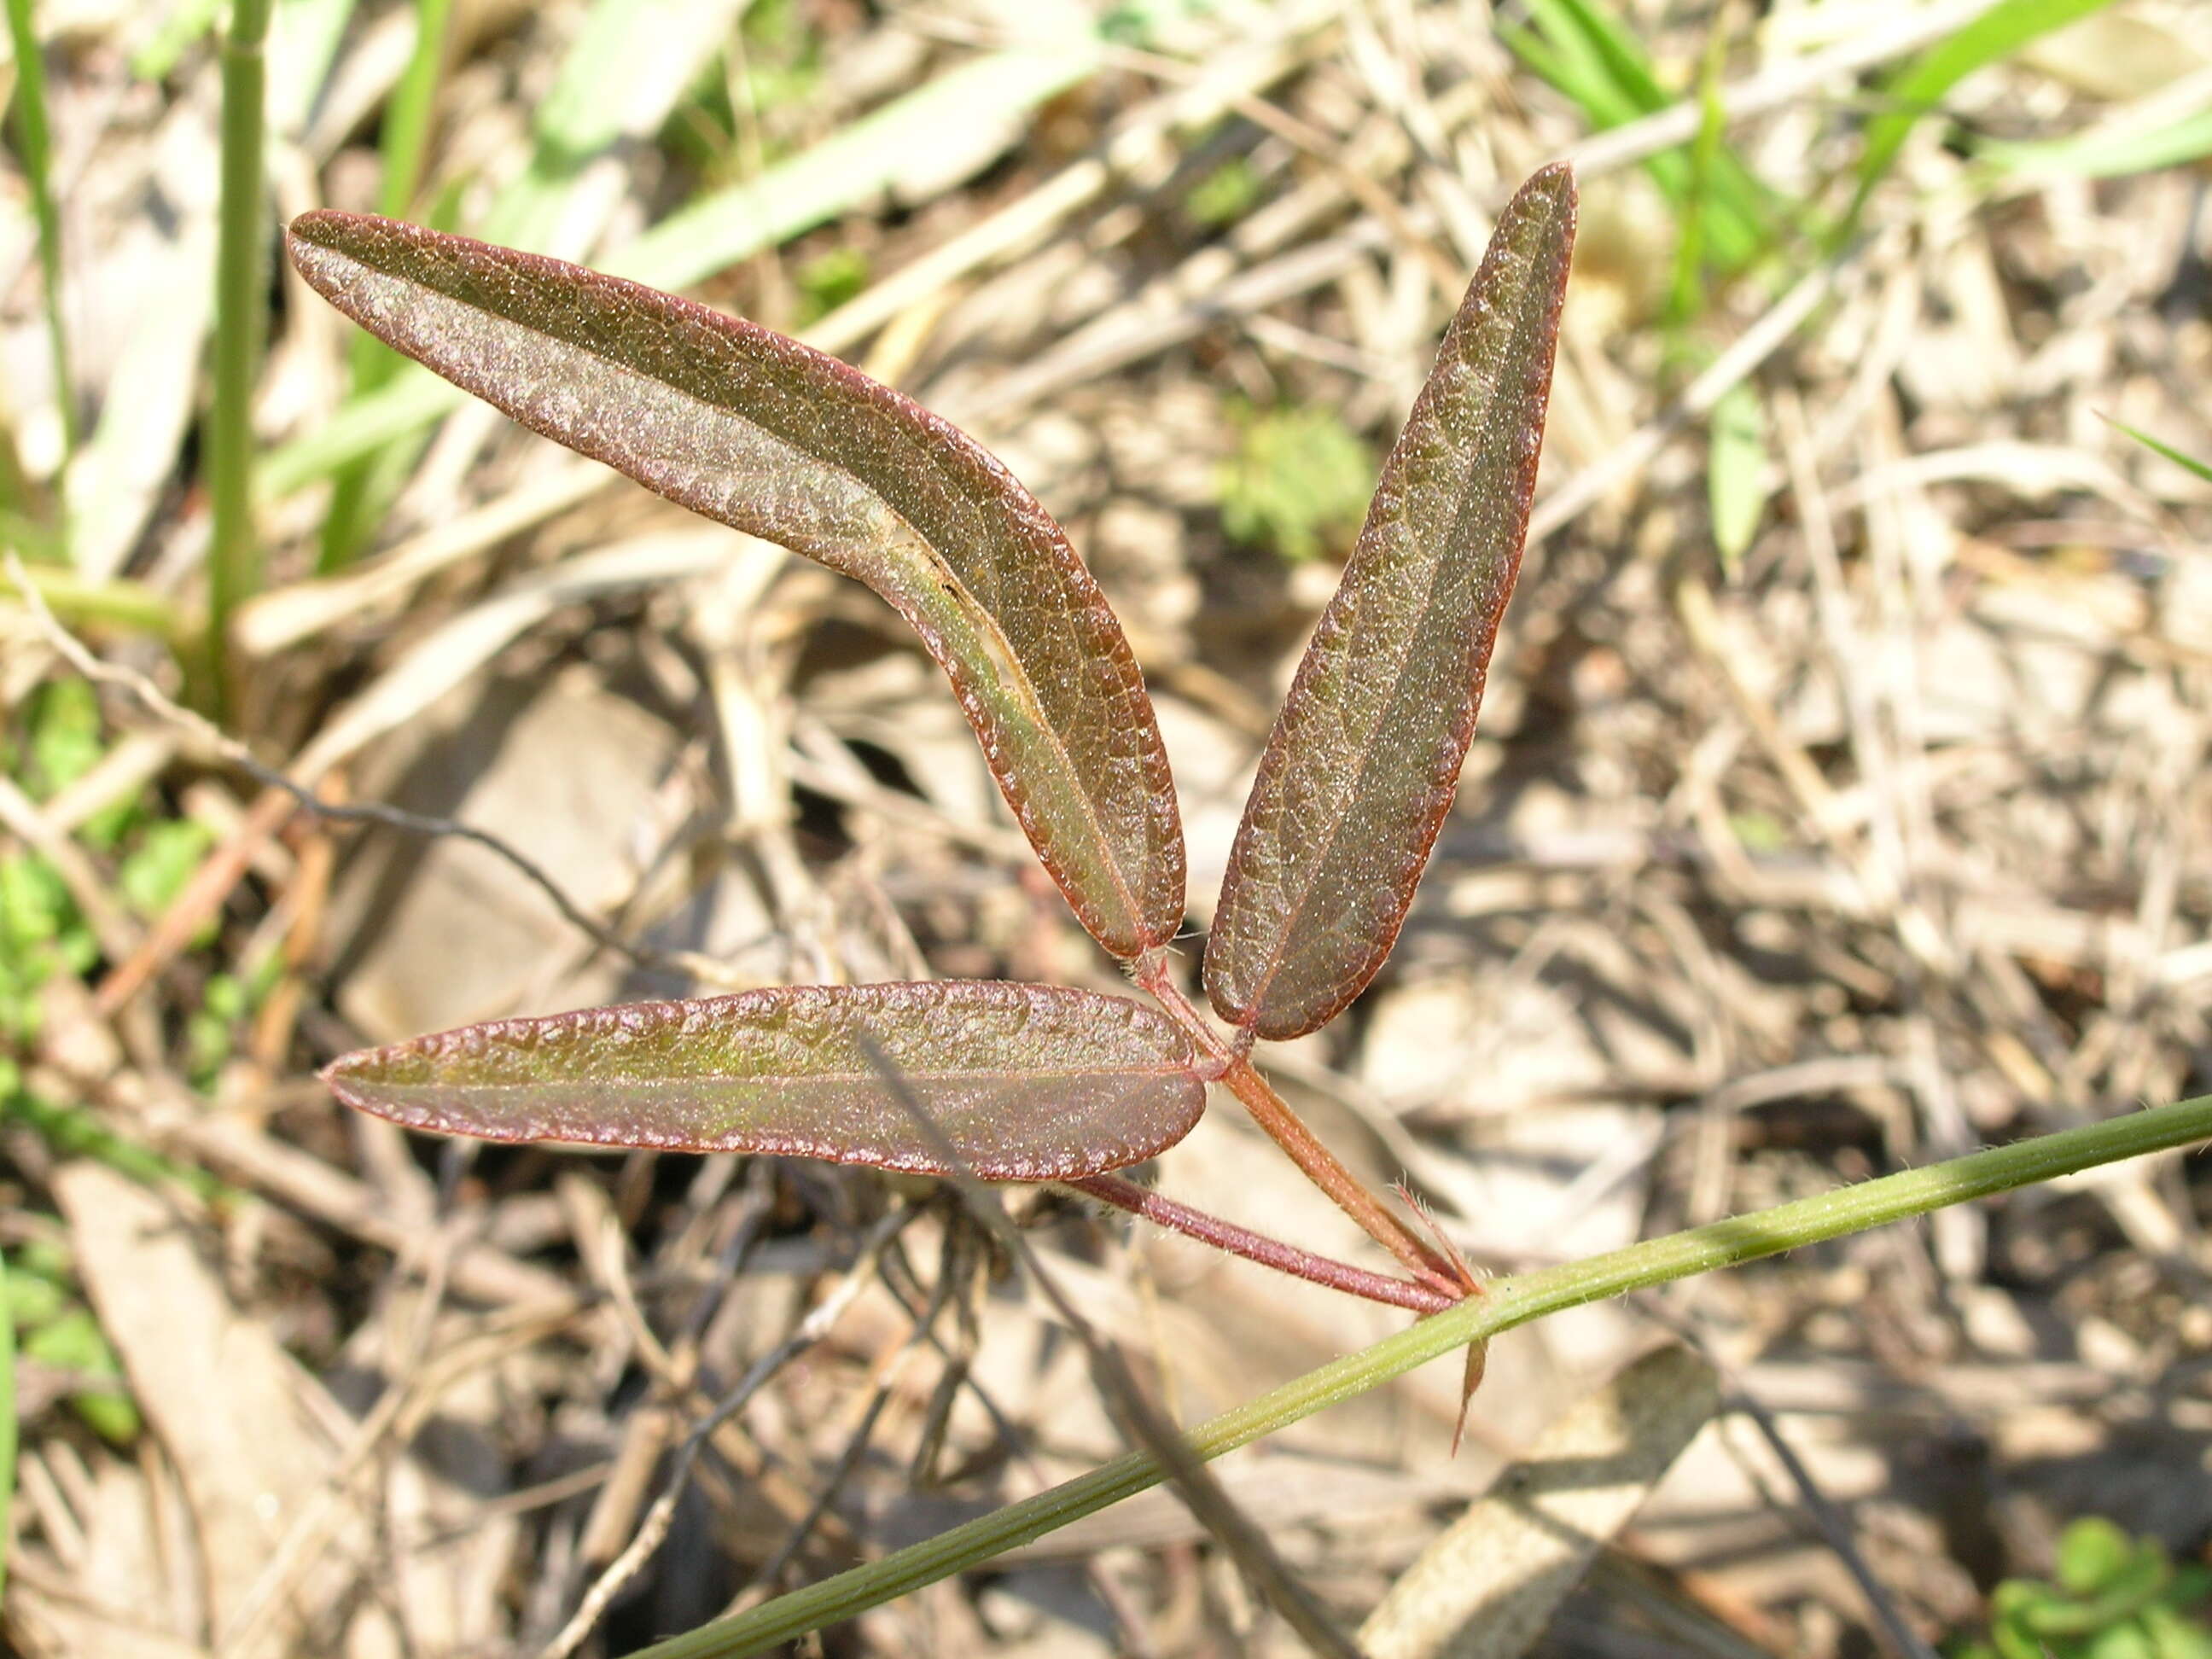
[1358,1344,1721,1659]
[52,1162,358,1658]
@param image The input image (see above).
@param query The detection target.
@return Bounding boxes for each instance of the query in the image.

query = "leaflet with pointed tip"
[1205,165,1576,1040]
[285,212,1185,962]
[323,981,1206,1181]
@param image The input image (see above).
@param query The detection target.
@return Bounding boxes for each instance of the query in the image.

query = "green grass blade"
[477,0,751,258]
[1708,381,1772,574]
[636,1091,2212,1657]
[318,0,742,571]
[527,0,738,174]
[2104,416,2212,485]
[1663,18,1729,328]
[5,562,189,641]
[260,38,1111,496]
[0,509,64,562]
[375,0,449,215]
[206,0,276,705]
[5,1092,226,1199]
[6,0,75,461]
[315,0,454,573]
[1552,0,1674,115]
[611,38,1104,287]
[313,425,415,573]
[1853,0,2118,212]
[1514,0,1638,125]
[1500,21,1575,94]
[129,0,222,79]
[260,374,453,496]
[1508,0,1775,276]
[1976,103,2212,178]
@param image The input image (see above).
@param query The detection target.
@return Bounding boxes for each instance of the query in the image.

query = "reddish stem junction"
[1066,1173,1457,1315]
[1129,956,1475,1312]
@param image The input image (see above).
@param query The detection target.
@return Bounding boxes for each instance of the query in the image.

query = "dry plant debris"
[3,2,2211,1656]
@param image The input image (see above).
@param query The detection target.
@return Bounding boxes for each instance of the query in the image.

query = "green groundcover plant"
[1957,1518,2212,1659]
[290,166,2212,1655]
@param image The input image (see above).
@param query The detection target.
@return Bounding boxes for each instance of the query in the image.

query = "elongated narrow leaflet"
[285,214,1185,962]
[1206,166,1575,1040]
[323,981,1206,1181]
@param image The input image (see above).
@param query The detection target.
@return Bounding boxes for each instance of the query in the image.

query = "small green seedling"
[1957,1517,2212,1659]
[301,166,1576,1375]
[1216,399,1376,563]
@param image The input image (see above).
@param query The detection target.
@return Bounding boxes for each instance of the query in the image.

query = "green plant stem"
[5,0,72,463]
[377,0,449,219]
[637,1091,2212,1658]
[316,0,452,575]
[5,562,189,642]
[206,0,276,708]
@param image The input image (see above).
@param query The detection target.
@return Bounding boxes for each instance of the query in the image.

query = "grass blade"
[325,981,1206,1180]
[1708,381,1771,574]
[287,212,1185,959]
[1205,166,1575,1039]
[207,0,276,704]
[1852,0,2117,214]
[373,0,449,217]
[2105,416,2212,485]
[610,35,1103,288]
[1662,13,1729,329]
[313,0,451,574]
[1976,103,2212,178]
[130,0,221,79]
[259,38,1110,496]
[475,0,753,259]
[317,0,740,573]
[1507,0,1773,277]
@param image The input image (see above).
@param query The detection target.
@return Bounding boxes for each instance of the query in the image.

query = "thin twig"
[1633,1303,1944,1659]
[1724,1382,1942,1659]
